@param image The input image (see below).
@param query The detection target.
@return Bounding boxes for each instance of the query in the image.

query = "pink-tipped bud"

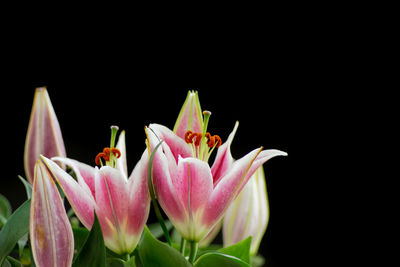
[24,87,66,184]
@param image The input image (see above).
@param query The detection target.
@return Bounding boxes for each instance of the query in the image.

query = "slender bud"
[24,87,66,184]
[222,166,269,255]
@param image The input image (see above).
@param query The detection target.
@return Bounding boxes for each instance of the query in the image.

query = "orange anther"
[184,131,193,143]
[194,133,202,146]
[111,148,121,158]
[95,152,106,165]
[214,135,222,147]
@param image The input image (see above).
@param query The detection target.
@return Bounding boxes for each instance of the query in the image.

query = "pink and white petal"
[51,156,96,197]
[95,167,129,232]
[30,160,74,267]
[125,149,151,252]
[149,123,192,161]
[176,156,213,216]
[222,176,254,247]
[201,148,263,227]
[146,127,186,223]
[211,121,239,185]
[173,90,204,139]
[24,88,66,184]
[116,130,128,179]
[41,156,96,229]
[234,149,287,197]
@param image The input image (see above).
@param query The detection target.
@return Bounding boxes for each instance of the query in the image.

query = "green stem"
[188,241,198,264]
[151,197,172,245]
[180,237,186,255]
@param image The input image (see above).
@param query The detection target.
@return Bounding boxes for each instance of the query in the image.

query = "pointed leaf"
[0,199,31,265]
[72,214,106,267]
[218,236,251,264]
[72,227,90,258]
[0,194,12,227]
[106,257,136,267]
[194,252,250,267]
[138,227,191,267]
[17,176,32,199]
[5,257,22,267]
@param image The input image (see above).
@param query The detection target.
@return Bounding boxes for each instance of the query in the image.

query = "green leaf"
[0,259,11,267]
[0,194,12,227]
[17,176,32,199]
[194,252,250,267]
[147,220,173,239]
[138,226,191,267]
[72,214,106,267]
[218,236,251,264]
[0,199,31,265]
[5,257,22,267]
[106,257,136,267]
[72,227,90,257]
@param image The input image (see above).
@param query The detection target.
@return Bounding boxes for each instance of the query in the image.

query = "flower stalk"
[188,240,198,264]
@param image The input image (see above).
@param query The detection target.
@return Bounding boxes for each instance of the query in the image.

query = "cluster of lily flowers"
[0,88,287,267]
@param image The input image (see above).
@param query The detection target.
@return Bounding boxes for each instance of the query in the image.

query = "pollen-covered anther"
[95,152,106,165]
[111,148,121,158]
[189,133,202,146]
[213,135,222,148]
[184,131,203,146]
[95,147,121,165]
[184,130,193,143]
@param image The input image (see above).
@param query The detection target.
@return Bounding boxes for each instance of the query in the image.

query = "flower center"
[184,111,222,162]
[95,126,121,167]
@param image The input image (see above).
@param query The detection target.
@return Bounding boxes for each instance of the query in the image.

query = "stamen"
[111,148,121,158]
[95,152,106,165]
[185,130,193,143]
[213,135,222,148]
[102,148,111,161]
[193,133,202,146]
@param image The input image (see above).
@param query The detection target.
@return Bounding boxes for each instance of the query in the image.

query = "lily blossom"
[30,159,74,267]
[41,127,150,255]
[24,87,66,184]
[146,91,287,242]
[223,166,269,255]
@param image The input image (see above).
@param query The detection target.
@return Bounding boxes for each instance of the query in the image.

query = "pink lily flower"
[146,91,287,242]
[41,127,150,255]
[24,87,66,184]
[30,159,74,267]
